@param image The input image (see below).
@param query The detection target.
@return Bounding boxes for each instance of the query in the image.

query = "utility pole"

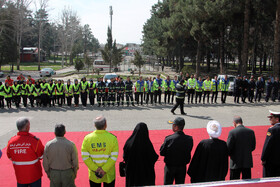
[110,6,113,34]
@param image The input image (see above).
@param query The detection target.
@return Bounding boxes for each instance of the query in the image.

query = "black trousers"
[234,90,241,103]
[203,91,210,103]
[211,91,218,103]
[248,90,254,102]
[5,98,12,108]
[155,90,162,104]
[81,92,87,106]
[74,94,79,105]
[0,96,4,108]
[146,92,154,104]
[108,93,116,106]
[117,93,124,105]
[126,92,134,105]
[272,91,279,102]
[242,90,248,103]
[255,90,262,102]
[57,95,63,106]
[221,91,227,103]
[195,92,202,103]
[188,89,195,103]
[164,165,186,185]
[14,95,20,107]
[230,168,251,180]
[171,98,184,114]
[97,93,105,106]
[135,92,143,105]
[89,94,95,106]
[90,180,115,187]
[171,91,176,104]
[165,90,171,104]
[49,95,55,106]
[41,93,48,107]
[66,96,72,106]
[22,95,28,107]
[35,96,41,107]
[263,164,280,178]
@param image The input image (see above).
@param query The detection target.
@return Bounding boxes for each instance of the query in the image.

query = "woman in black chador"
[123,123,159,187]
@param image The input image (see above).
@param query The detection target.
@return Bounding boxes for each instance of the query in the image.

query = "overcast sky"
[47,0,158,45]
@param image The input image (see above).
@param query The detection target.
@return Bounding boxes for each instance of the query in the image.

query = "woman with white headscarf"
[187,120,228,183]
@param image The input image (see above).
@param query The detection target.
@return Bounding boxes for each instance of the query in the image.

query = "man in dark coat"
[234,75,242,103]
[123,123,158,187]
[160,117,193,185]
[188,121,228,183]
[261,110,280,177]
[272,77,279,102]
[241,76,249,103]
[248,76,256,103]
[227,116,256,179]
[265,78,273,102]
[255,77,264,102]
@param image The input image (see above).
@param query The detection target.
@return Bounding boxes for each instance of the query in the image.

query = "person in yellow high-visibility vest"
[187,74,197,104]
[81,116,119,187]
[203,76,212,104]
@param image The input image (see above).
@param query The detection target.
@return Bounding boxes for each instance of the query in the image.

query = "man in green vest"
[89,79,96,106]
[3,82,12,108]
[203,76,212,104]
[27,80,35,107]
[187,74,196,104]
[195,77,203,104]
[211,75,219,104]
[73,79,80,107]
[40,79,49,107]
[65,79,73,106]
[80,77,89,107]
[220,75,230,103]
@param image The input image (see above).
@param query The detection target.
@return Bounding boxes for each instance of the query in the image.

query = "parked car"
[218,75,236,95]
[39,68,56,77]
[103,73,118,83]
[0,71,4,78]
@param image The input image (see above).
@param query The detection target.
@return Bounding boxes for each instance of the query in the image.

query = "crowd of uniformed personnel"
[0,73,279,109]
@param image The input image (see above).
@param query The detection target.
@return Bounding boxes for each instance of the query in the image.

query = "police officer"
[234,75,242,103]
[187,74,196,104]
[272,77,280,102]
[265,78,273,102]
[241,76,249,103]
[73,79,80,107]
[261,110,280,177]
[248,76,256,103]
[125,76,134,106]
[255,77,264,102]
[171,79,187,115]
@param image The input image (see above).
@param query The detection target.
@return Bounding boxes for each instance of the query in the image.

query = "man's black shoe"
[181,113,187,115]
[171,111,176,115]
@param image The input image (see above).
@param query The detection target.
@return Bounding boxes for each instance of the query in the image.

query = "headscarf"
[123,123,158,163]
[207,120,222,138]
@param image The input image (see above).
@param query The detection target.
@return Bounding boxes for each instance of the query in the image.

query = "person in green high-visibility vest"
[73,79,80,107]
[80,77,89,107]
[34,80,42,107]
[47,79,56,107]
[203,76,212,104]
[187,74,197,104]
[40,79,49,107]
[27,80,35,107]
[195,77,203,104]
[12,81,21,108]
[211,76,219,104]
[56,79,65,107]
[164,76,172,104]
[0,81,5,108]
[3,82,12,108]
[21,80,28,107]
[89,79,96,106]
[65,79,73,106]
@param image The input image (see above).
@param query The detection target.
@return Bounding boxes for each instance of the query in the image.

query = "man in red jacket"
[7,117,44,187]
[5,75,13,86]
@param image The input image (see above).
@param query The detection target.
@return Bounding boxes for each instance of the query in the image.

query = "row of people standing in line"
[5,111,280,187]
[234,75,280,103]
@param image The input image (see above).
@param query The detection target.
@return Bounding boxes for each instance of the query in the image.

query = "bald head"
[94,116,107,130]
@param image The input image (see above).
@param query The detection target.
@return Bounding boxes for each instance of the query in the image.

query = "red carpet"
[0,126,271,186]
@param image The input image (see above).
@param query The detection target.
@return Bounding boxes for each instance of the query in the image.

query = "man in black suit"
[261,110,280,177]
[160,117,193,185]
[227,116,256,179]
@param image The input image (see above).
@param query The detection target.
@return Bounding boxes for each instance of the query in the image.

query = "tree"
[274,0,280,77]
[132,50,145,76]
[34,0,49,70]
[74,58,84,72]
[84,53,92,74]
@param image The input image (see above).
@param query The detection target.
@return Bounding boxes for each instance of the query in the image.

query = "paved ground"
[0,95,279,149]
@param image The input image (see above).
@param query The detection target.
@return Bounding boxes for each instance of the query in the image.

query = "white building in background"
[123,43,142,56]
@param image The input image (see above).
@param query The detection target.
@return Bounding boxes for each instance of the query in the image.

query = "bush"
[75,59,84,72]
[181,65,195,75]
